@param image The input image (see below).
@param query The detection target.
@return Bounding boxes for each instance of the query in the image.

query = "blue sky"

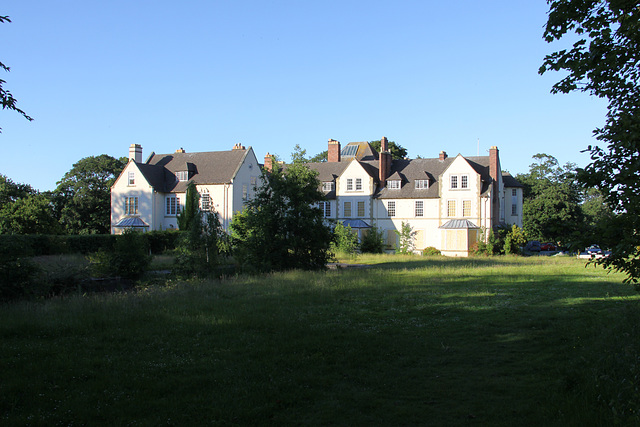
[2,0,607,192]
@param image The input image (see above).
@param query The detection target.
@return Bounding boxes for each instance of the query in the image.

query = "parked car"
[540,242,557,251]
[586,245,602,255]
[526,240,541,252]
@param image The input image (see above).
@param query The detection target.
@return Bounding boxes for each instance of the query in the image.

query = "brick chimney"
[489,146,500,227]
[233,143,246,150]
[439,151,447,161]
[380,136,388,153]
[175,148,185,153]
[264,153,274,172]
[379,137,391,186]
[328,139,341,162]
[129,144,142,163]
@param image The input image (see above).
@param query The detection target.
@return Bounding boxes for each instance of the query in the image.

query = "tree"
[0,175,59,234]
[369,140,408,160]
[177,181,199,231]
[359,225,385,254]
[540,1,640,282]
[231,163,333,272]
[175,210,226,277]
[0,16,32,133]
[309,150,327,163]
[331,222,359,255]
[54,155,127,234]
[515,154,583,245]
[0,193,60,234]
[395,221,416,254]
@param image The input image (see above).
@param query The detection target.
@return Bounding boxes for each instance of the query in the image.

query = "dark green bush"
[360,226,385,254]
[88,230,151,280]
[146,230,183,254]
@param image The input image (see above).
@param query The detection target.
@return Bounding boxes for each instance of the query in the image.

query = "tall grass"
[1,256,639,425]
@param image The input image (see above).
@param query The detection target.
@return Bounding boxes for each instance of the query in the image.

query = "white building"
[289,138,523,257]
[110,143,261,234]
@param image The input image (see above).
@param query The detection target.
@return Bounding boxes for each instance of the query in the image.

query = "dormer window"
[322,182,334,192]
[387,180,401,189]
[415,179,429,189]
[176,171,189,181]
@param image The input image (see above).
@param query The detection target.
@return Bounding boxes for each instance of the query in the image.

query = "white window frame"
[461,175,468,189]
[166,195,181,216]
[512,203,517,216]
[450,175,458,189]
[415,200,424,217]
[242,184,248,201]
[357,201,365,217]
[176,171,188,182]
[346,178,353,191]
[200,189,211,211]
[387,180,400,189]
[322,182,334,192]
[415,179,428,189]
[355,178,362,191]
[463,200,471,217]
[125,197,138,215]
[388,201,396,217]
[128,171,135,186]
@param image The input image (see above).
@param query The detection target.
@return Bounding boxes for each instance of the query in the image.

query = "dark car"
[526,240,541,252]
[540,242,557,251]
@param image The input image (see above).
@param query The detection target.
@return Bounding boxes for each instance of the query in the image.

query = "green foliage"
[53,154,126,234]
[177,181,200,231]
[0,234,116,257]
[541,1,640,282]
[331,222,359,255]
[515,154,583,245]
[174,211,226,278]
[231,163,333,273]
[503,224,527,255]
[359,226,385,254]
[145,230,183,254]
[89,229,150,280]
[0,193,61,234]
[0,238,39,301]
[0,16,33,133]
[395,221,416,255]
[422,246,441,256]
[369,140,408,160]
[309,150,327,163]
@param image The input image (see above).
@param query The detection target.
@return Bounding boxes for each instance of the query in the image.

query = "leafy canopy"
[540,0,640,282]
[231,162,333,272]
[54,155,127,234]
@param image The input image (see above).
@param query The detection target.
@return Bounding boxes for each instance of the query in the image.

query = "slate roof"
[136,149,250,193]
[439,219,480,229]
[113,216,150,228]
[342,219,371,229]
[502,172,523,188]
[340,141,379,161]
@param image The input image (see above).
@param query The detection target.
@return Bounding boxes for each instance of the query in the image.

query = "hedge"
[0,231,183,258]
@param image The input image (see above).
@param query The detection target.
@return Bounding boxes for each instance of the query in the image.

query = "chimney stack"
[175,148,185,153]
[233,143,246,150]
[439,151,447,161]
[328,139,341,162]
[264,153,274,172]
[380,136,388,153]
[129,144,142,163]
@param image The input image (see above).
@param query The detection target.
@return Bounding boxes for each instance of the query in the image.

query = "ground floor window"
[344,201,352,217]
[318,201,331,217]
[357,201,365,217]
[166,195,181,216]
[447,200,456,217]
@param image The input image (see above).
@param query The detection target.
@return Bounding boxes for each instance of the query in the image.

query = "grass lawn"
[1,255,640,425]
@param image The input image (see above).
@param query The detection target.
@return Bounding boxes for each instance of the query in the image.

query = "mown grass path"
[1,255,639,425]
